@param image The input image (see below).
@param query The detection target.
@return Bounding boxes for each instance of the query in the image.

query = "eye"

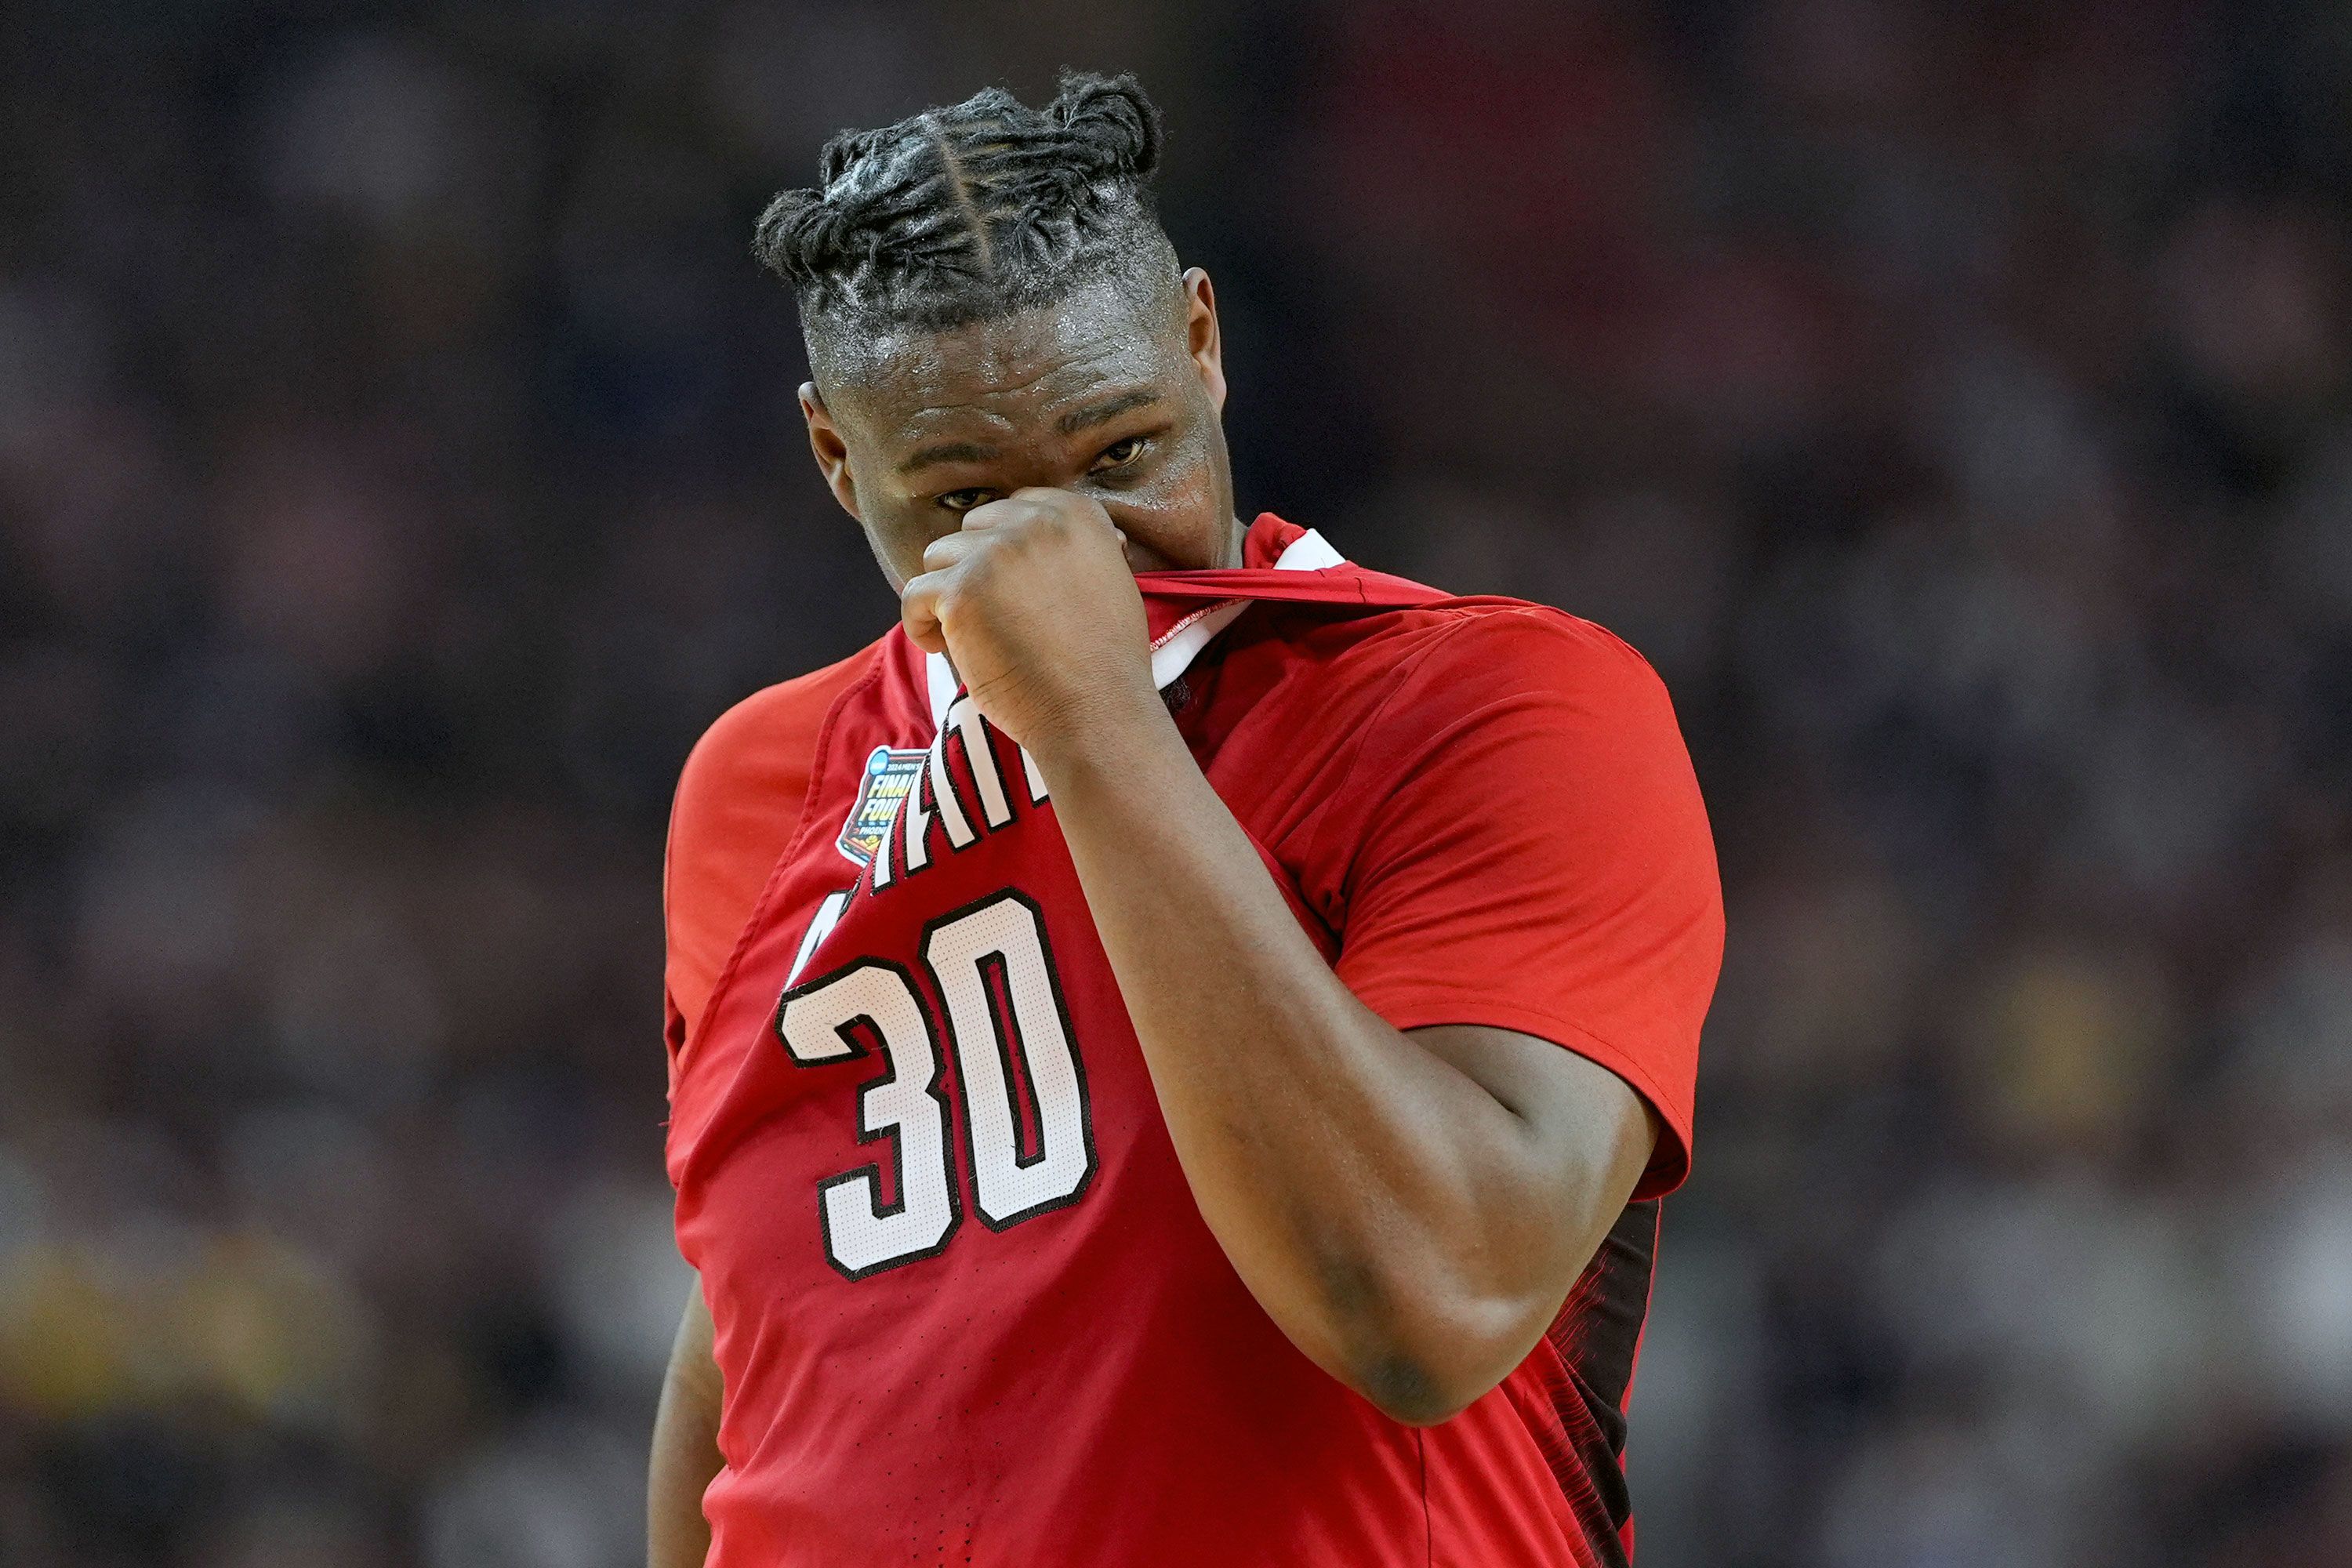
[1089,435,1149,473]
[937,488,997,514]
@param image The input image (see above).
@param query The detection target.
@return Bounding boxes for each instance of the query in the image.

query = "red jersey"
[664,516,1722,1566]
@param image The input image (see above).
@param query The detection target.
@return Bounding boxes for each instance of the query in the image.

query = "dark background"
[4,2,2350,1565]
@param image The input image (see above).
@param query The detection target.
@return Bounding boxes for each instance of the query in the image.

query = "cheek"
[840,446,949,574]
[859,503,951,590]
[1120,433,1230,565]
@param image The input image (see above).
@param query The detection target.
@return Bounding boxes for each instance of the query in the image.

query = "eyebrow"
[896,441,1000,475]
[892,390,1163,475]
[1057,390,1160,436]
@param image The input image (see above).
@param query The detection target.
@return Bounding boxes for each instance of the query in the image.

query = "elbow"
[1294,1221,1579,1426]
[1346,1352,1491,1427]
[1328,1295,1545,1428]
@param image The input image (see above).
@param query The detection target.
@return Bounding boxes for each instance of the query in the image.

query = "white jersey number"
[778,891,1096,1278]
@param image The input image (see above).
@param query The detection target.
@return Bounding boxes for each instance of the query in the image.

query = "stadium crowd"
[2,2,2348,1564]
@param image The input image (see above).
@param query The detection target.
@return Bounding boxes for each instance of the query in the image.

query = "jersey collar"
[924,516,1343,728]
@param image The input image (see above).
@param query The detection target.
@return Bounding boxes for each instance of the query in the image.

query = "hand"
[899,488,1165,759]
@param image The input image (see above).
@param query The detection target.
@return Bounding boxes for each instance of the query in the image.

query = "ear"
[800,382,862,521]
[1181,268,1227,414]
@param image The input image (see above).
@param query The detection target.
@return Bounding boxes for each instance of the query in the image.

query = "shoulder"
[670,641,884,845]
[1390,598,1664,695]
[1269,595,1677,744]
[665,637,887,939]
[664,637,892,1046]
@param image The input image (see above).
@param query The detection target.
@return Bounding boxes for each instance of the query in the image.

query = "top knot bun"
[1049,71,1163,185]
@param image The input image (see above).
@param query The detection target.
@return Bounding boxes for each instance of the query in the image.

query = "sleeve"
[660,664,853,1092]
[660,750,713,1105]
[1329,611,1723,1198]
[663,985,689,1103]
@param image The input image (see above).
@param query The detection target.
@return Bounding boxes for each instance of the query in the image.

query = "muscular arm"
[648,1279,723,1568]
[1037,702,1656,1422]
[906,492,1664,1424]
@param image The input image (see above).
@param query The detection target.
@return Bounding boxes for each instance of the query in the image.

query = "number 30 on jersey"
[776,890,1095,1279]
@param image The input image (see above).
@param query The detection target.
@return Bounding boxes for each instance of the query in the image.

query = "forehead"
[822,278,1180,441]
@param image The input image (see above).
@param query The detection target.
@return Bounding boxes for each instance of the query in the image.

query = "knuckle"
[958,550,1000,590]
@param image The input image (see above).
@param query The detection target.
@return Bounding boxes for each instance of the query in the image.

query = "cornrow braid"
[755,71,1176,345]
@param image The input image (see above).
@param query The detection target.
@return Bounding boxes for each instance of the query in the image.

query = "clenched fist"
[899,489,1167,760]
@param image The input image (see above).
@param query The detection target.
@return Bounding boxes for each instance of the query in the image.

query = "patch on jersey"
[837,746,927,868]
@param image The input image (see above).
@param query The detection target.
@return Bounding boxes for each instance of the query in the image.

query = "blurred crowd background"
[3,2,2350,1565]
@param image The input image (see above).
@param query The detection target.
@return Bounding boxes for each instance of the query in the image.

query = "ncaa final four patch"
[838,746,927,867]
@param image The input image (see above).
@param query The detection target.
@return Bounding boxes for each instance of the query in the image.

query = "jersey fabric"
[664,646,866,1091]
[662,514,1722,1566]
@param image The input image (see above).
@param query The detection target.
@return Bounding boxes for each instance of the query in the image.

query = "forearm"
[648,1281,724,1568]
[903,488,1658,1417]
[1035,702,1604,1417]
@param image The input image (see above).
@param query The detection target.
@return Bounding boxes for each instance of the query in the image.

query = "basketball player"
[648,72,1721,1567]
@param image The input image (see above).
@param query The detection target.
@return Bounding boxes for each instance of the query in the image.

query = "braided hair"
[756,71,1177,361]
